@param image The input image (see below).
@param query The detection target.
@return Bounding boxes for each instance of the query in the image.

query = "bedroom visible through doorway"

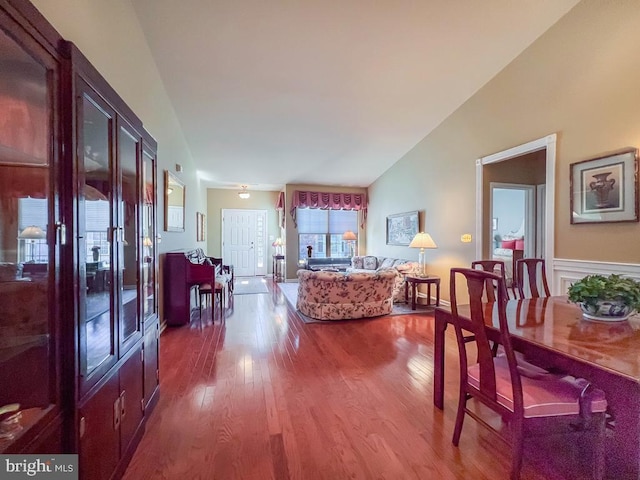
[490,183,535,287]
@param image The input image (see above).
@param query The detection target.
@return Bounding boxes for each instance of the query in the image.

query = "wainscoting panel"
[552,258,640,295]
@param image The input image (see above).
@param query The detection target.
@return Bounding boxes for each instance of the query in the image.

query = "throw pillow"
[363,256,378,270]
[515,239,525,250]
[379,258,395,269]
[351,256,364,269]
[501,239,516,249]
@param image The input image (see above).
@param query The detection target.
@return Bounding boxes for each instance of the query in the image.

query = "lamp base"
[418,249,426,276]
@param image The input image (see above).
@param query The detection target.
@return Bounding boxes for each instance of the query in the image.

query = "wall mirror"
[164,170,185,232]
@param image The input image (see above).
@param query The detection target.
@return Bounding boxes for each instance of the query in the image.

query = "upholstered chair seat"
[468,355,607,418]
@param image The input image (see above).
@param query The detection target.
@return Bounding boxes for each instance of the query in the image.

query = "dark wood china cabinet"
[0,2,159,479]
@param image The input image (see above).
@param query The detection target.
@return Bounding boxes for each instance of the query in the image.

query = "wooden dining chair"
[449,268,607,480]
[471,260,506,302]
[515,258,550,298]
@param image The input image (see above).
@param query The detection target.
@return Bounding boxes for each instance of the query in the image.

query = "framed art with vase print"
[570,148,638,224]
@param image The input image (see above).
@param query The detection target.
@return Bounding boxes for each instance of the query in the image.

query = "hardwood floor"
[123,280,598,479]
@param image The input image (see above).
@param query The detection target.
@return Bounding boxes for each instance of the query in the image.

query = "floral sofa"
[296,269,397,320]
[347,256,421,303]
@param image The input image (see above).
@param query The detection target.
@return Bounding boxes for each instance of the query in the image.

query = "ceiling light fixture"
[238,185,250,199]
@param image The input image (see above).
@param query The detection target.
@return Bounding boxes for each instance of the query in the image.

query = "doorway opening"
[475,134,556,292]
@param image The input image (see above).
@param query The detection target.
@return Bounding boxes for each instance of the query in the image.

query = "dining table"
[434,295,640,479]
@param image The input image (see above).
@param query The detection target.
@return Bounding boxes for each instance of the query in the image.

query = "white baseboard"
[552,258,640,295]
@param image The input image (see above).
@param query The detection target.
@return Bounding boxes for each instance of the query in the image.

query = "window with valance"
[289,190,367,228]
[290,190,366,261]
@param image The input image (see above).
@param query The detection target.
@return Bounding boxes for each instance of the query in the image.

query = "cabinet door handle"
[120,391,126,419]
[55,222,67,246]
[113,397,121,430]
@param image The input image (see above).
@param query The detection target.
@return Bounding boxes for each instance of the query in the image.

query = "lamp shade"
[342,230,357,241]
[20,225,46,239]
[409,232,437,249]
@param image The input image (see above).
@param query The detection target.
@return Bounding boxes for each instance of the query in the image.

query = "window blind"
[297,208,357,234]
[297,208,328,233]
[19,198,48,230]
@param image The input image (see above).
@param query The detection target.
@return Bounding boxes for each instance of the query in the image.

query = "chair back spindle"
[515,258,550,298]
[471,260,506,302]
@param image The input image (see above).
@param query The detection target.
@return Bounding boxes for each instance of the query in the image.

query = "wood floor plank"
[123,279,597,480]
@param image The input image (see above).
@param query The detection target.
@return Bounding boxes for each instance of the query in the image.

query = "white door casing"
[476,133,556,291]
[536,184,546,258]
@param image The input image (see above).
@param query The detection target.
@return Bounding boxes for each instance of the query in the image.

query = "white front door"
[222,209,267,277]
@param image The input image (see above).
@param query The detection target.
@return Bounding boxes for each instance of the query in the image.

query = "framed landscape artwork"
[386,211,419,245]
[570,148,638,224]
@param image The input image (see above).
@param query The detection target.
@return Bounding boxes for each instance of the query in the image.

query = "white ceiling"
[130,0,578,191]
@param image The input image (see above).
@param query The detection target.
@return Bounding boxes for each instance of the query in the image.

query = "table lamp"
[409,232,437,276]
[342,230,357,257]
[20,225,46,262]
[272,237,283,255]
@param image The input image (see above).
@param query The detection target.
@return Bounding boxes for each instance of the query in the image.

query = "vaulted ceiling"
[130,0,578,190]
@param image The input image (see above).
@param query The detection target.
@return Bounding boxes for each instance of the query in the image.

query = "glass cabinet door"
[118,120,142,352]
[0,21,60,449]
[78,85,116,393]
[142,142,157,322]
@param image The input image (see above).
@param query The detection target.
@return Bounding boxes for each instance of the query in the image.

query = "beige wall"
[284,184,368,280]
[206,189,280,272]
[369,0,640,302]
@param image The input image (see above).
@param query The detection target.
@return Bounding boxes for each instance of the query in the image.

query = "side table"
[273,254,285,282]
[405,275,440,310]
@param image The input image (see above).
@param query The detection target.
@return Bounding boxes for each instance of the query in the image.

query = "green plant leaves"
[568,274,640,311]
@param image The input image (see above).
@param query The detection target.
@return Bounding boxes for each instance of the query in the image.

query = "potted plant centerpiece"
[568,273,640,322]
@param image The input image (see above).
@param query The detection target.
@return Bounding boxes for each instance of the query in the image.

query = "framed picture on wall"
[570,148,638,224]
[386,211,419,245]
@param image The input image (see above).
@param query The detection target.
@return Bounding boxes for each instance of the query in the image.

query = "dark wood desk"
[434,296,640,479]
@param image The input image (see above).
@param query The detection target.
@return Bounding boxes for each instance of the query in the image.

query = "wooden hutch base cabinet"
[0,2,160,479]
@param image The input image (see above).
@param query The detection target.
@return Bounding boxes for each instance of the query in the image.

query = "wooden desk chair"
[515,258,550,298]
[207,257,230,307]
[198,262,219,323]
[449,268,607,480]
[198,282,214,323]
